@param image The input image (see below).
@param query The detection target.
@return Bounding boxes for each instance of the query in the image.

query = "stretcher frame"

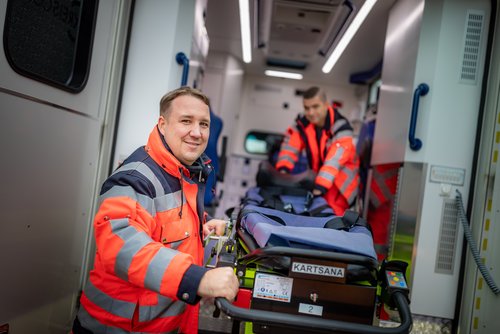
[208,205,412,334]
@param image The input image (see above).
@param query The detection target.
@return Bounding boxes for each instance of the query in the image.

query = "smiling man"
[276,86,360,215]
[73,86,239,334]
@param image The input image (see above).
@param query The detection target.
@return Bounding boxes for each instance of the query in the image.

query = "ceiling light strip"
[322,0,378,73]
[239,0,252,63]
[265,70,303,80]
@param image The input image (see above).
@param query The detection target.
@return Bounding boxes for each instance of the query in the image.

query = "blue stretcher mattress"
[239,203,377,260]
[243,187,335,215]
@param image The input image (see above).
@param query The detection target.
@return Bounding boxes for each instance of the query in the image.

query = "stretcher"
[207,162,412,334]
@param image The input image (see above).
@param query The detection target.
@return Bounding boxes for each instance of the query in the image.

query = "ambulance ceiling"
[205,0,397,86]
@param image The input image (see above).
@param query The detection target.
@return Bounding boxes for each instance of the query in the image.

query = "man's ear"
[158,115,166,135]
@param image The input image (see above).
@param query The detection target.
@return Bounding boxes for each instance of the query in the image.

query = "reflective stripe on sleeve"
[100,185,156,216]
[110,219,153,282]
[115,161,165,197]
[323,147,344,170]
[144,247,176,293]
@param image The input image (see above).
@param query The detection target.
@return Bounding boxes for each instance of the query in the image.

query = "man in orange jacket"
[276,86,359,215]
[73,87,239,334]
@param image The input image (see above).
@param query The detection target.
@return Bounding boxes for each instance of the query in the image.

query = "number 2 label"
[298,303,323,316]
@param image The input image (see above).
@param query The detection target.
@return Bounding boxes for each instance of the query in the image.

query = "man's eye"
[201,122,209,128]
[181,119,191,124]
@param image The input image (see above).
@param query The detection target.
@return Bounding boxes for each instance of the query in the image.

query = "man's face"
[303,95,329,127]
[158,95,210,165]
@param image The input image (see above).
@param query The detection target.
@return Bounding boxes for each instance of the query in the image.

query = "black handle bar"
[215,291,411,334]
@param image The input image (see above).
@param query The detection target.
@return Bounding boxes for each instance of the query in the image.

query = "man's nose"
[190,124,202,137]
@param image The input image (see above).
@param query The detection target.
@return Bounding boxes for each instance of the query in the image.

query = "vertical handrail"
[408,83,429,151]
[176,52,189,86]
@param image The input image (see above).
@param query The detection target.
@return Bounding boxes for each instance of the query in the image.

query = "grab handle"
[175,52,189,86]
[408,83,429,151]
[215,291,412,334]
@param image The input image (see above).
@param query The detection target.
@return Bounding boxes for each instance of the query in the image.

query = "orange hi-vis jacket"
[367,163,400,258]
[369,163,399,209]
[276,106,359,215]
[77,127,212,334]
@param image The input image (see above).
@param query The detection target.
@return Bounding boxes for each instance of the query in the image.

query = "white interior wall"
[203,51,245,152]
[112,0,196,168]
[206,72,365,218]
[231,75,364,157]
[203,51,245,217]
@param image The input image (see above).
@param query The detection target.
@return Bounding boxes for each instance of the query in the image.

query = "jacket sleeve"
[275,126,304,172]
[94,173,200,301]
[314,137,357,193]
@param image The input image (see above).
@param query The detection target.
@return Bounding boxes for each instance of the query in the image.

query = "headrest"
[256,161,316,191]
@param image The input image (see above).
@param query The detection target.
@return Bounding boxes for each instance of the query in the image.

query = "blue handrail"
[408,83,429,151]
[176,52,189,86]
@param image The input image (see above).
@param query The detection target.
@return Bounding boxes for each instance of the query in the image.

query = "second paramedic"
[275,86,359,215]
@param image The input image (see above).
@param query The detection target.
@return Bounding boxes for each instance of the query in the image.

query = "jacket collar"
[145,126,212,180]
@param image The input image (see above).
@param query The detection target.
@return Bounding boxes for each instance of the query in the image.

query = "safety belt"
[324,210,371,232]
[257,187,331,217]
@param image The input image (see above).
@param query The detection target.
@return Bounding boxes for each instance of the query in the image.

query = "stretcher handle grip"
[215,291,411,334]
[239,246,379,271]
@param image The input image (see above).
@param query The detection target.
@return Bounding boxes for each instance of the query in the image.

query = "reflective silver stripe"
[384,168,399,178]
[323,147,344,170]
[339,168,358,194]
[170,240,185,250]
[144,247,177,292]
[332,118,348,133]
[345,179,358,204]
[318,170,334,183]
[370,168,398,207]
[110,217,129,233]
[155,190,183,213]
[115,161,165,197]
[110,218,153,281]
[333,129,353,140]
[78,306,134,333]
[338,167,358,204]
[281,143,299,155]
[318,148,344,183]
[370,192,382,208]
[277,155,296,165]
[100,185,156,216]
[81,279,136,319]
[81,280,183,331]
[139,295,186,322]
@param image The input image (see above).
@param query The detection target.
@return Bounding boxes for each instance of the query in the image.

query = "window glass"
[3,0,98,92]
[368,78,382,105]
[244,131,284,155]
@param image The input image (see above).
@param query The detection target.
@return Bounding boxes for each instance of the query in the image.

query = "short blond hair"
[159,86,210,117]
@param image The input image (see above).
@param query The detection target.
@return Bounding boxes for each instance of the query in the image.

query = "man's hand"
[203,219,226,238]
[197,267,239,301]
[312,189,322,196]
